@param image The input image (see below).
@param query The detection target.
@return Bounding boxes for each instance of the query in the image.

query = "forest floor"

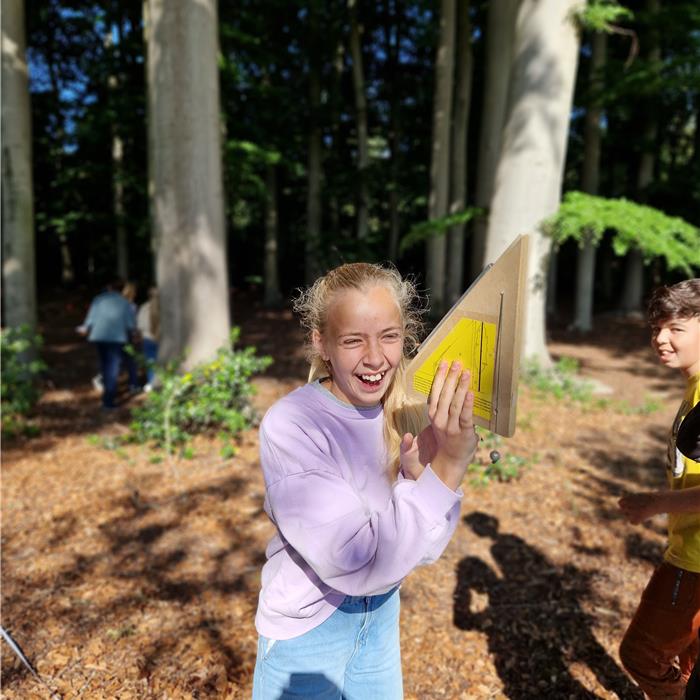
[1,292,687,700]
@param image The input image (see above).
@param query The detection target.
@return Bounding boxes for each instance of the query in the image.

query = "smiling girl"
[252,263,479,699]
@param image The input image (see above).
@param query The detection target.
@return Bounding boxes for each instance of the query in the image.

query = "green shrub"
[1,326,47,437]
[467,430,532,488]
[521,356,595,403]
[127,328,272,453]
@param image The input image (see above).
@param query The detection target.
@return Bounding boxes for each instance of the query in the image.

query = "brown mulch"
[1,295,685,699]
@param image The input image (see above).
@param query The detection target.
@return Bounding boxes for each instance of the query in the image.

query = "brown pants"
[620,562,700,699]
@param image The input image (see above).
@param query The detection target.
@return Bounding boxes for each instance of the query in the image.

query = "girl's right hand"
[427,360,479,490]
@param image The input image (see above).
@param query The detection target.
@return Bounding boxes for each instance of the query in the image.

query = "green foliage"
[521,356,597,404]
[575,1,634,32]
[127,328,272,453]
[543,191,700,275]
[1,326,47,438]
[399,207,483,254]
[521,356,663,415]
[467,431,532,488]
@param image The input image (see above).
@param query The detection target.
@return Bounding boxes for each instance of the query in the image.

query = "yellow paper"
[412,318,497,420]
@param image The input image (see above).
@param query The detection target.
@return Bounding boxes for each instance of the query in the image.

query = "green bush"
[467,431,532,488]
[127,328,272,453]
[521,356,595,403]
[1,326,47,437]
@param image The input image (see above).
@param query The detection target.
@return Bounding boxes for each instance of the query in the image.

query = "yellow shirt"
[664,372,700,573]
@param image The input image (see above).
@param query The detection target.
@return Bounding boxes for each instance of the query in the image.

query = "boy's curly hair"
[647,278,700,326]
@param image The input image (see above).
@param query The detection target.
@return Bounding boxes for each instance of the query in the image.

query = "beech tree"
[470,0,520,281]
[426,0,455,317]
[484,0,581,365]
[145,0,230,367]
[2,0,37,330]
[445,0,473,306]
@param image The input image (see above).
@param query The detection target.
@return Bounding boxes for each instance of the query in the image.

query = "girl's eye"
[383,333,401,341]
[343,339,361,346]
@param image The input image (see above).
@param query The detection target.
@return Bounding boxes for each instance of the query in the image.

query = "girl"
[252,263,479,699]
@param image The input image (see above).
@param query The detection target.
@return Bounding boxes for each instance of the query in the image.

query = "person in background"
[137,287,160,392]
[77,278,137,409]
[618,278,700,700]
[120,281,141,393]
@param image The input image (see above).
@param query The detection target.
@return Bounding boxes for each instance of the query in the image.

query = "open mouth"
[356,370,387,389]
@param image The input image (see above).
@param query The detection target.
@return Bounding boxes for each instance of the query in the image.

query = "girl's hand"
[427,360,479,490]
[400,433,424,480]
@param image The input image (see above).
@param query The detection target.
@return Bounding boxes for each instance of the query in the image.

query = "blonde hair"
[293,262,429,478]
[122,281,137,303]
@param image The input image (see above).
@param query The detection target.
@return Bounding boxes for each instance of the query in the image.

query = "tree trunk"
[264,162,282,307]
[470,0,520,281]
[484,0,581,365]
[305,4,323,284]
[621,0,660,315]
[446,0,473,306]
[146,0,230,368]
[385,0,402,262]
[426,0,456,318]
[572,31,607,332]
[1,0,37,330]
[349,0,370,240]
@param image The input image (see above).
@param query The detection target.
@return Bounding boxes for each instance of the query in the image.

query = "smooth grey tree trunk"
[349,0,370,240]
[446,0,473,306]
[264,163,282,307]
[572,31,607,332]
[426,0,456,318]
[305,5,323,284]
[484,0,581,365]
[470,0,520,281]
[2,0,37,330]
[146,0,230,368]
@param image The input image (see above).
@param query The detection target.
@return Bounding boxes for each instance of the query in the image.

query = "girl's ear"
[312,329,328,361]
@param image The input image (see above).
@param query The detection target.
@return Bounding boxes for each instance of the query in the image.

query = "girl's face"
[313,285,404,407]
[651,316,700,378]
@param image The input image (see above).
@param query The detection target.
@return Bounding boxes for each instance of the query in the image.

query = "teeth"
[360,372,384,382]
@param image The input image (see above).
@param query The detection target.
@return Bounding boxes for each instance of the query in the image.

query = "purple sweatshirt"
[254,381,463,640]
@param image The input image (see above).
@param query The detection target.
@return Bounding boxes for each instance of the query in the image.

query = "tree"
[2,0,37,330]
[348,0,370,241]
[145,0,230,367]
[446,0,473,305]
[470,0,520,281]
[572,31,607,332]
[484,0,581,364]
[426,0,455,318]
[305,2,323,284]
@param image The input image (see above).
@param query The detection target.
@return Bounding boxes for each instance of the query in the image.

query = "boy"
[618,278,700,700]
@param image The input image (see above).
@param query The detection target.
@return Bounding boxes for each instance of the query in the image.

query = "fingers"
[428,360,449,418]
[447,370,471,432]
[400,433,416,454]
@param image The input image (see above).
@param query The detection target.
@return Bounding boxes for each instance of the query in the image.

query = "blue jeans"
[252,588,402,699]
[142,338,158,385]
[95,342,123,408]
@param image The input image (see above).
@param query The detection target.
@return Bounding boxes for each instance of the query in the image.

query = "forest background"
[2,0,700,698]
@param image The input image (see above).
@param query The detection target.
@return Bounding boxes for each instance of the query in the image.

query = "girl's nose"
[364,340,383,367]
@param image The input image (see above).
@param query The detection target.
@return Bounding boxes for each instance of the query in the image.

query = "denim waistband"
[341,586,399,608]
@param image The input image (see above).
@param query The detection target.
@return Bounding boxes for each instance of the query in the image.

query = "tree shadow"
[453,512,642,699]
[1,473,267,692]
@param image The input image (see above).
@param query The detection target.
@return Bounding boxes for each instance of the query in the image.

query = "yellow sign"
[412,318,497,421]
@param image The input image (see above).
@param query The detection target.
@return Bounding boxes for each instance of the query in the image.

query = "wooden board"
[405,235,529,437]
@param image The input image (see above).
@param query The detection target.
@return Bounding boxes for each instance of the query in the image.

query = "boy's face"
[651,316,700,378]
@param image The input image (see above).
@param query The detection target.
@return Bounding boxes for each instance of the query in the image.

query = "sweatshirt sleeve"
[261,421,462,596]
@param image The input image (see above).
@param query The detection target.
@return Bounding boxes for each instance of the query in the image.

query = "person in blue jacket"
[77,279,137,409]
